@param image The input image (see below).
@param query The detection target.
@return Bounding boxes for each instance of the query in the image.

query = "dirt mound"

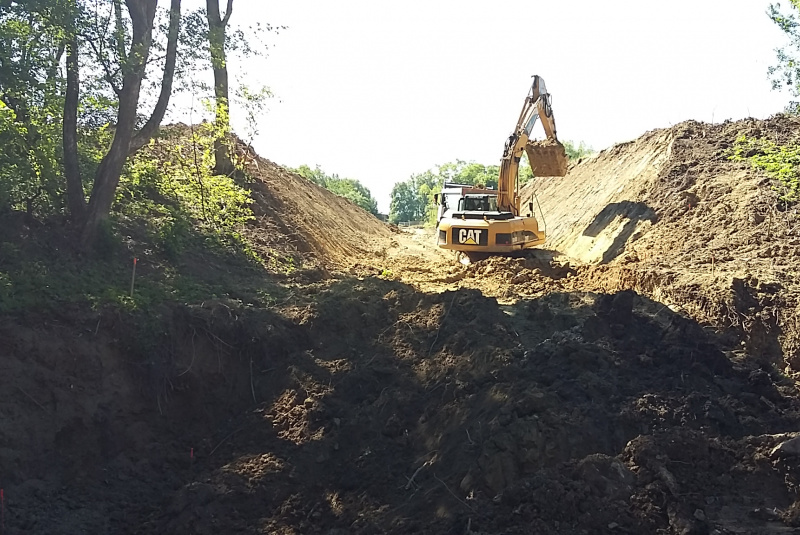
[240,154,393,268]
[520,116,800,370]
[4,281,800,534]
[522,128,671,264]
[227,138,393,269]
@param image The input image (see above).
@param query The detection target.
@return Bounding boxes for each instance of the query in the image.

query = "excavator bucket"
[525,140,568,177]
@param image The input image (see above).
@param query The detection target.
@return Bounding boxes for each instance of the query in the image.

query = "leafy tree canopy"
[769,1,800,111]
[293,164,378,216]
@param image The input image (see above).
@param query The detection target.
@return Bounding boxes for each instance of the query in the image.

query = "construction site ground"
[2,115,800,534]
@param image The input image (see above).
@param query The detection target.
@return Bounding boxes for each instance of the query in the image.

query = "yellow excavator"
[434,75,568,262]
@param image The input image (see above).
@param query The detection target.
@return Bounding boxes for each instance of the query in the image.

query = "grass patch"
[0,126,300,316]
[729,135,800,203]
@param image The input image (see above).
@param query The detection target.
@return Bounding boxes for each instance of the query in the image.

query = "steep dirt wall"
[521,117,800,368]
[522,128,673,264]
[241,153,394,268]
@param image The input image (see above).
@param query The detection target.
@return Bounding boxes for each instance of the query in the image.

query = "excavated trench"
[2,116,800,534]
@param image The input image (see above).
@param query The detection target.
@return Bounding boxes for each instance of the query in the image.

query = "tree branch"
[86,38,123,97]
[129,0,182,155]
[222,0,234,26]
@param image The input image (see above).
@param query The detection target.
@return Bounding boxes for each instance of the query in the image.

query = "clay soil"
[2,116,800,534]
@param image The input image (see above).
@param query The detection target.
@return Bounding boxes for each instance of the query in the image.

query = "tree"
[206,0,235,176]
[563,140,594,161]
[388,161,500,224]
[0,0,67,216]
[294,165,379,215]
[1,0,274,244]
[769,1,800,111]
[81,0,183,245]
[389,181,425,224]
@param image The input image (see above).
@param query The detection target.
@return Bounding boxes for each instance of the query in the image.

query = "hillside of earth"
[1,116,800,535]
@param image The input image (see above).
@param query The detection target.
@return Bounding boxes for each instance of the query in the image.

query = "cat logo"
[454,228,485,245]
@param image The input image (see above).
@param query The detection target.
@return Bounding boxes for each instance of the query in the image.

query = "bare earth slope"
[235,140,394,269]
[514,116,800,369]
[523,128,672,264]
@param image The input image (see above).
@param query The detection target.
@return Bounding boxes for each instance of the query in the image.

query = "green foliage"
[0,123,292,316]
[116,124,256,259]
[0,0,295,318]
[729,134,800,203]
[0,226,288,315]
[0,1,69,216]
[293,164,379,215]
[563,140,595,161]
[436,160,499,189]
[768,1,800,111]
[389,181,426,224]
[389,160,501,224]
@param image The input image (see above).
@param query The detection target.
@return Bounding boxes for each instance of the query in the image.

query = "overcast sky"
[179,0,792,212]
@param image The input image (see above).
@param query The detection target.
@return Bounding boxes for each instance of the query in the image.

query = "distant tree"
[768,1,800,111]
[767,0,800,113]
[563,140,595,161]
[389,181,425,224]
[437,160,498,189]
[294,165,379,215]
[389,161,497,224]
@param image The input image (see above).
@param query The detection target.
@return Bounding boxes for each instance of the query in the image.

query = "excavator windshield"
[459,195,498,212]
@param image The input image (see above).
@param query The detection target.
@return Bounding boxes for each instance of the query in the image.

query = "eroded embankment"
[519,116,800,370]
[4,278,800,535]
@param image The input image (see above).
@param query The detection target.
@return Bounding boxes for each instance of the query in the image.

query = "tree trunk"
[63,33,85,221]
[129,0,182,155]
[206,0,235,176]
[81,0,158,247]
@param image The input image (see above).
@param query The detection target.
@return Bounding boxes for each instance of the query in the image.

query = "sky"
[181,0,793,213]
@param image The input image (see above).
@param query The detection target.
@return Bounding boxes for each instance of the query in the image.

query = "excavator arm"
[496,75,567,215]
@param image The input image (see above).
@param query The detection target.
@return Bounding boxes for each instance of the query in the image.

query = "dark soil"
[2,278,800,534]
[3,116,800,534]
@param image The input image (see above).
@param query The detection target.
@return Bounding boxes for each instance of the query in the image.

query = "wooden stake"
[130,257,138,297]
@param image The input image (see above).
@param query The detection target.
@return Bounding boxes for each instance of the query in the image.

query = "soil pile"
[518,116,800,370]
[3,280,800,534]
[242,156,392,268]
[230,137,394,269]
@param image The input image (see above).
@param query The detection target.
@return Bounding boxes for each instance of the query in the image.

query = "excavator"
[434,75,568,263]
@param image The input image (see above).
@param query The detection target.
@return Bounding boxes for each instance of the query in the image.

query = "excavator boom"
[496,75,567,215]
[435,75,567,260]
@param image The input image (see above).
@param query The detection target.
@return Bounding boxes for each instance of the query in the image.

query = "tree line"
[0,0,273,245]
[388,141,594,224]
[292,165,378,216]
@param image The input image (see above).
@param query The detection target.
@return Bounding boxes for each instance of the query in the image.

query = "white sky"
[181,0,793,212]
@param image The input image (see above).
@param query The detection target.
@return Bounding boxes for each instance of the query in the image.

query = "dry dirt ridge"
[0,116,799,534]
